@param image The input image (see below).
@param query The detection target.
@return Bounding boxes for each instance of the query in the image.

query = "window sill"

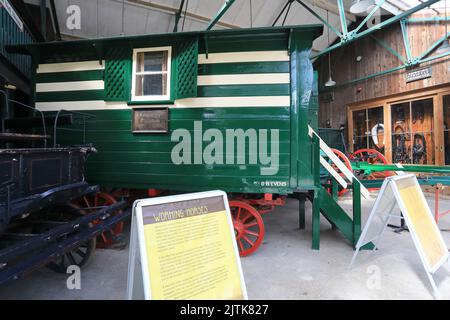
[128,100,174,106]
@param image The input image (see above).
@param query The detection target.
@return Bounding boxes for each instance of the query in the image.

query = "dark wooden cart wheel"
[75,192,124,248]
[46,205,96,273]
[229,201,265,257]
[47,238,96,274]
[350,148,391,180]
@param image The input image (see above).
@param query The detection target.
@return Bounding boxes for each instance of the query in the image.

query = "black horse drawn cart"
[0,92,130,284]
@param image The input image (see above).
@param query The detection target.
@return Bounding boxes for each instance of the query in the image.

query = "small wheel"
[46,205,96,273]
[229,201,265,257]
[47,238,96,273]
[327,148,352,197]
[350,148,391,180]
[75,192,124,248]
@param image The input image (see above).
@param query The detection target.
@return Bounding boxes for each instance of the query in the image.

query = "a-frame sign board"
[350,174,449,298]
[126,190,247,300]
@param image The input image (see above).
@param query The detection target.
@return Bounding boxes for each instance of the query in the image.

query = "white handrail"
[308,125,370,199]
[320,157,348,189]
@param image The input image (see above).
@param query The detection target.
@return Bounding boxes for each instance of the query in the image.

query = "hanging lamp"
[325,10,336,87]
[350,0,374,14]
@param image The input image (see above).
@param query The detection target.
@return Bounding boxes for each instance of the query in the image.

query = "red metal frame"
[235,194,286,214]
[434,184,450,224]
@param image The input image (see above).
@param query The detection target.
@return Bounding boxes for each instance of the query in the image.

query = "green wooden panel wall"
[57,107,291,193]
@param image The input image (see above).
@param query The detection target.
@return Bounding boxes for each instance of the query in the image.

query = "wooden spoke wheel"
[328,148,352,197]
[350,148,391,180]
[75,192,124,248]
[229,201,265,257]
[46,205,96,273]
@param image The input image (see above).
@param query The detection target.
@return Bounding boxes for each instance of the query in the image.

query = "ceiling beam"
[206,0,236,30]
[126,0,240,29]
[11,0,46,41]
[40,0,47,40]
[377,0,403,15]
[173,0,186,32]
[49,0,61,40]
[312,0,441,59]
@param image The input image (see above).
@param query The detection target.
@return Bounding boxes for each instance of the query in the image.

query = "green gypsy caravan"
[8,25,368,256]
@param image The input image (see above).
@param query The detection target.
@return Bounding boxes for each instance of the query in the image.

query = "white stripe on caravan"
[35,96,290,111]
[37,60,105,73]
[198,51,289,64]
[35,101,130,111]
[36,81,105,92]
[197,73,290,86]
[174,96,290,108]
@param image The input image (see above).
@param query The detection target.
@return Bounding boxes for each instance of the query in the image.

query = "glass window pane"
[135,74,167,96]
[136,51,168,73]
[412,133,434,165]
[352,110,367,137]
[353,136,366,151]
[411,98,434,164]
[411,98,433,133]
[367,107,385,154]
[391,102,411,164]
[352,109,367,151]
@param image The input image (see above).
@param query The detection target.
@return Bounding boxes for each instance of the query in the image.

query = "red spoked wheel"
[229,201,265,257]
[349,148,391,180]
[327,148,352,197]
[75,192,124,248]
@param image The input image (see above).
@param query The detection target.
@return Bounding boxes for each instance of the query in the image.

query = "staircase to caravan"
[307,126,373,250]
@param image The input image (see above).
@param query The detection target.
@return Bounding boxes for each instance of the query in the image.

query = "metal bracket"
[204,34,209,59]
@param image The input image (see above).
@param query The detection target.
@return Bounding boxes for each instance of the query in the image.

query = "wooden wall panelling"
[318,15,450,132]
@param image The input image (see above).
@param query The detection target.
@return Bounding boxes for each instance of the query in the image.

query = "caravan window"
[132,47,171,101]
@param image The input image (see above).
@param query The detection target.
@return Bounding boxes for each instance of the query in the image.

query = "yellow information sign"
[126,191,247,300]
[394,177,448,272]
[351,174,449,297]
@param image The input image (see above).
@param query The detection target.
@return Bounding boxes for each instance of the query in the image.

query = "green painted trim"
[36,70,104,83]
[36,90,105,102]
[198,61,290,75]
[10,24,322,56]
[197,84,289,97]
